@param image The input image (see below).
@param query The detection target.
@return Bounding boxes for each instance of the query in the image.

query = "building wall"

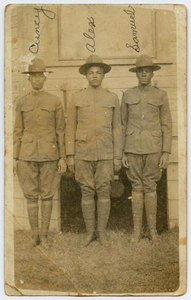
[9,4,178,230]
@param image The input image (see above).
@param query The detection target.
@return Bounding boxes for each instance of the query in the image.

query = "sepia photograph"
[4,2,187,296]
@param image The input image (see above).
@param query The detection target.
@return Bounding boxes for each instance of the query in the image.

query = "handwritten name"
[29,7,56,54]
[124,5,140,53]
[83,17,96,53]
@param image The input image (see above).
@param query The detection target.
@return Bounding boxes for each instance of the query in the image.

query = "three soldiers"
[14,54,172,247]
[121,55,172,242]
[66,55,122,247]
[13,58,66,248]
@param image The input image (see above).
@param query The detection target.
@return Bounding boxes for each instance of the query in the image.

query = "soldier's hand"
[13,159,18,175]
[122,153,129,168]
[58,158,67,174]
[159,153,170,170]
[114,158,121,172]
[66,155,75,172]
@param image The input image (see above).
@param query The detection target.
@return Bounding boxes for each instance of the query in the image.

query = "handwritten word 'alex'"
[83,17,96,53]
[124,5,140,53]
[29,7,56,54]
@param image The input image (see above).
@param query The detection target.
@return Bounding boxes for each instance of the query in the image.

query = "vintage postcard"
[4,3,187,296]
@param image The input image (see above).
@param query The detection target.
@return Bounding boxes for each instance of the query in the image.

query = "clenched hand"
[122,153,129,169]
[58,158,67,174]
[114,158,121,172]
[159,153,170,170]
[66,155,75,172]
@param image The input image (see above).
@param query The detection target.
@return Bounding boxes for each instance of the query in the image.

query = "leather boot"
[130,191,144,243]
[145,192,158,243]
[41,198,53,249]
[97,199,111,247]
[27,199,40,246]
[80,199,95,247]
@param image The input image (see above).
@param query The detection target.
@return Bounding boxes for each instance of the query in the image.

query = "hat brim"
[79,63,111,75]
[129,65,161,73]
[21,70,53,74]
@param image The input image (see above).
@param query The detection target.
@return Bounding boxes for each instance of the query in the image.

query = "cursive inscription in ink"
[29,7,56,54]
[124,5,140,53]
[83,17,96,53]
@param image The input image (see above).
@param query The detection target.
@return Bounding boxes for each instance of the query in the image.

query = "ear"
[28,75,31,82]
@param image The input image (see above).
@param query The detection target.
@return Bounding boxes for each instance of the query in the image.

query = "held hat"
[79,55,111,75]
[129,55,161,72]
[22,58,53,74]
[110,174,125,198]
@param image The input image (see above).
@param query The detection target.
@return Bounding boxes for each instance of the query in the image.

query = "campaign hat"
[79,55,111,75]
[129,55,161,72]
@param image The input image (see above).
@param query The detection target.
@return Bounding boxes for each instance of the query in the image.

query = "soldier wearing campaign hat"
[66,55,122,247]
[121,55,172,243]
[13,58,66,249]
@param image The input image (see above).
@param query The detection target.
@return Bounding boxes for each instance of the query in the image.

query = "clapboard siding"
[168,180,179,200]
[48,65,177,79]
[168,199,179,220]
[39,76,177,89]
[167,163,179,181]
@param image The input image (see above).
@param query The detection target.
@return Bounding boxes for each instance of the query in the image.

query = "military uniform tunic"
[14,90,65,161]
[66,86,122,160]
[121,84,172,193]
[13,90,66,199]
[66,86,122,199]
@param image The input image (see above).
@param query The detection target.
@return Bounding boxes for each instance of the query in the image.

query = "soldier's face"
[86,66,104,87]
[136,67,153,86]
[29,73,46,90]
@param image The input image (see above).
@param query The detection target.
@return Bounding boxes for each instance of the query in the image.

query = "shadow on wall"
[60,168,168,234]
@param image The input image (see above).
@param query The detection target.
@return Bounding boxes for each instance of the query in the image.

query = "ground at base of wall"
[14,228,179,295]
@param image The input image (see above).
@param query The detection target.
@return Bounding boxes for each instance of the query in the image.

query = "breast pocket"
[76,102,90,121]
[125,96,141,116]
[40,105,56,124]
[21,106,34,112]
[147,98,163,115]
[21,106,34,125]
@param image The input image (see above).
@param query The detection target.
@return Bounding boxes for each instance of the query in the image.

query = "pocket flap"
[102,102,115,108]
[21,106,34,112]
[76,101,90,108]
[151,130,162,137]
[75,132,87,141]
[126,128,134,135]
[147,98,163,106]
[124,94,141,105]
[41,105,55,112]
